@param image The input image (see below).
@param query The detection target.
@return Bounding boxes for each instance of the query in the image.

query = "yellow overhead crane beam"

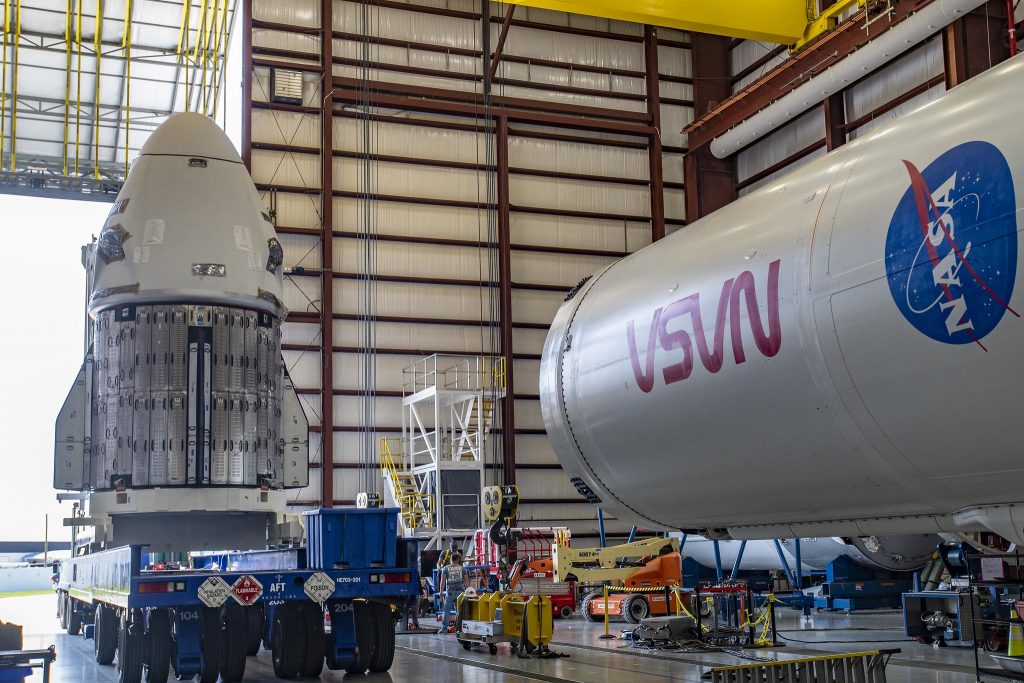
[500,0,867,50]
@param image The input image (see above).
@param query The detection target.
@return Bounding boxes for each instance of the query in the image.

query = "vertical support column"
[823,92,845,152]
[496,114,516,487]
[644,25,665,242]
[241,0,252,170]
[596,508,607,548]
[683,34,735,222]
[943,0,1011,88]
[319,0,335,508]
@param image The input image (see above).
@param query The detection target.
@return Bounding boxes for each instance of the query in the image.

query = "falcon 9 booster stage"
[540,55,1024,545]
[54,113,309,551]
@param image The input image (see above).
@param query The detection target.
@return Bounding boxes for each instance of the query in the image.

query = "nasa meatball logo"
[885,141,1019,349]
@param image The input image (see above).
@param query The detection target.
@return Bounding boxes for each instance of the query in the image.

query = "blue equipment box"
[304,508,399,570]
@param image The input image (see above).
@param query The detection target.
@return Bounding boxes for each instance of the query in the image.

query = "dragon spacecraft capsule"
[540,54,1024,546]
[54,113,309,551]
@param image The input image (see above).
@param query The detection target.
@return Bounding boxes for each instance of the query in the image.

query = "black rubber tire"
[581,590,604,622]
[197,607,224,683]
[345,601,374,675]
[488,643,498,655]
[143,609,171,683]
[220,604,248,683]
[298,602,325,677]
[65,595,83,636]
[368,602,396,673]
[622,595,649,625]
[271,604,302,679]
[245,603,264,656]
[117,609,145,683]
[58,592,69,630]
[95,603,118,665]
[460,640,471,651]
[559,605,574,619]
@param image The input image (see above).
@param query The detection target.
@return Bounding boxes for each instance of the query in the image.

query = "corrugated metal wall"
[245,0,692,543]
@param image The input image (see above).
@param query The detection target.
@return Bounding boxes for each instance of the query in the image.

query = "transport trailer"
[55,508,418,682]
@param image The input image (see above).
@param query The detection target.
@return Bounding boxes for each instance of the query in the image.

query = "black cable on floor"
[775,633,913,644]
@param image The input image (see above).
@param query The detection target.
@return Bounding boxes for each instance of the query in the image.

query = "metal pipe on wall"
[710,0,992,158]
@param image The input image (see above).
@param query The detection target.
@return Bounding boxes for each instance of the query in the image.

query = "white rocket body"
[541,55,1024,546]
[54,114,309,551]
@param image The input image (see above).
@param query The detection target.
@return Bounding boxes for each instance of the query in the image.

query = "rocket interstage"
[54,113,308,550]
[540,54,1024,545]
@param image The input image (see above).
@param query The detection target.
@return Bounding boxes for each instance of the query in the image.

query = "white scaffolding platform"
[378,354,505,551]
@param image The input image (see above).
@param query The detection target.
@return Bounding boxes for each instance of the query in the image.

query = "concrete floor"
[2,594,980,681]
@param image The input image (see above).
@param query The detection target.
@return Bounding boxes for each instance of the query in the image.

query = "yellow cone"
[1009,609,1024,657]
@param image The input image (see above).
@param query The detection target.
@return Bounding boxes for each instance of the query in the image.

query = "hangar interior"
[4,0,1024,681]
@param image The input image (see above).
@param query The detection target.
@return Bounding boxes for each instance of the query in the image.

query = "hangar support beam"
[683,35,734,221]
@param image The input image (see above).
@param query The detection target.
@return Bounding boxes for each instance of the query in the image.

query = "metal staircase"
[379,437,433,531]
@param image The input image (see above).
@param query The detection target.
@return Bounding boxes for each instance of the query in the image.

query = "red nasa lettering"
[626,260,783,393]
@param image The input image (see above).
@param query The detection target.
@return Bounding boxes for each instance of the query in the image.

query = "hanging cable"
[179,0,191,111]
[1,0,9,170]
[193,0,207,114]
[91,0,103,179]
[122,0,132,175]
[10,0,20,172]
[357,0,378,496]
[74,0,82,174]
[63,0,72,175]
[209,0,225,119]
[203,0,217,115]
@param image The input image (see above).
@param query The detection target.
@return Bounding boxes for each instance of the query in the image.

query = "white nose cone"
[90,112,284,316]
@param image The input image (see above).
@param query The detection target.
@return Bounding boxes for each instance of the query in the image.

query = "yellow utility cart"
[455,589,554,656]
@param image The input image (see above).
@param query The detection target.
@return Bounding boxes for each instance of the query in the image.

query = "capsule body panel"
[541,55,1024,537]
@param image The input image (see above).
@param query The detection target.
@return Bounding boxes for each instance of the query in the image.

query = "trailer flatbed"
[55,508,418,682]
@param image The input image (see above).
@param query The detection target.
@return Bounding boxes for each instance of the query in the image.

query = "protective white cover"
[89,113,284,316]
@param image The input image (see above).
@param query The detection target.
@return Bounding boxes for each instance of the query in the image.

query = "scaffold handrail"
[402,354,506,395]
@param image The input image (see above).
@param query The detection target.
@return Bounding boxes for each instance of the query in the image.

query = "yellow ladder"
[379,437,433,529]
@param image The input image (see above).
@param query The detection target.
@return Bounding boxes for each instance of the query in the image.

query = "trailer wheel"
[245,603,264,656]
[271,604,301,679]
[368,602,396,673]
[559,605,574,619]
[143,609,171,683]
[117,609,145,683]
[581,590,604,622]
[58,592,68,630]
[94,603,118,665]
[197,607,224,683]
[65,595,83,635]
[220,604,248,683]
[298,602,325,677]
[622,595,649,624]
[488,644,498,655]
[345,601,374,675]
